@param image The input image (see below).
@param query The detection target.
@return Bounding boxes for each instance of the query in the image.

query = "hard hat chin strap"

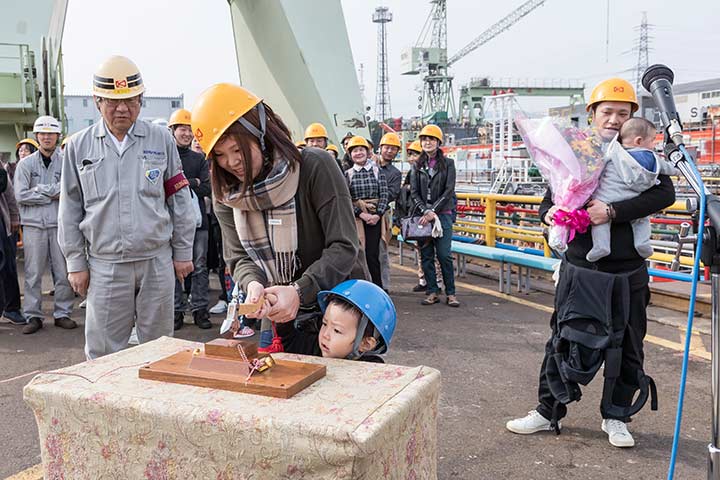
[344,314,385,360]
[237,102,268,156]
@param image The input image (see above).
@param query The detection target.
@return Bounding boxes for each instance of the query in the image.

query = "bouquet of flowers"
[515,115,607,252]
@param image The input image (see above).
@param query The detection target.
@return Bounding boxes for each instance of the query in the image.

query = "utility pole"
[373,6,392,121]
[634,12,652,93]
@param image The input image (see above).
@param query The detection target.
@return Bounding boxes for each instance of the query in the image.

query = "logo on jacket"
[145,168,161,184]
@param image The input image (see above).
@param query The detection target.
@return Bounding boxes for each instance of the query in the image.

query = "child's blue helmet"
[317,279,397,357]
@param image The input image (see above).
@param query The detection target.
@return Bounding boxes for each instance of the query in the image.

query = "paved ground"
[0,251,713,479]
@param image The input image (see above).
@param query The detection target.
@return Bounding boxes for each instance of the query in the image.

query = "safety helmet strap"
[237,102,268,155]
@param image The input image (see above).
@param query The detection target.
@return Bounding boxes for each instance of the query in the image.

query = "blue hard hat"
[318,279,397,352]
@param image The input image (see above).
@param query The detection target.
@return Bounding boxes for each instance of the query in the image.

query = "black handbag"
[400,204,432,241]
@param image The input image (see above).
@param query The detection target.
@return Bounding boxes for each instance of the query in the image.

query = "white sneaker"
[601,419,635,448]
[209,300,228,315]
[506,410,559,434]
[79,299,87,309]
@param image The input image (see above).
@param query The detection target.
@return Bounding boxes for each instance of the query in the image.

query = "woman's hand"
[359,212,371,223]
[244,280,271,319]
[419,210,437,226]
[366,214,381,225]
[264,285,300,324]
[586,199,611,225]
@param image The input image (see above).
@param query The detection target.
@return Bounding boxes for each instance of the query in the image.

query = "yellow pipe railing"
[452,192,696,266]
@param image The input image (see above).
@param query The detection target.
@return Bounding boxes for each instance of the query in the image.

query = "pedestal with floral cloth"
[23,337,440,479]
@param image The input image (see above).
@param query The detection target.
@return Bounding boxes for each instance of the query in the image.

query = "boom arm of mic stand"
[671,146,720,230]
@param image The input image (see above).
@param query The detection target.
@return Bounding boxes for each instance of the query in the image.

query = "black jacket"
[177,146,211,230]
[539,174,676,273]
[410,151,456,215]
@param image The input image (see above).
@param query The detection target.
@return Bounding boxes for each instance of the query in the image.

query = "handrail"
[453,192,698,267]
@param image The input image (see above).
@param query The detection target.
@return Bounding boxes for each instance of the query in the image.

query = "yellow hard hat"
[380,132,402,148]
[326,144,339,154]
[168,108,192,128]
[346,136,370,151]
[419,124,443,144]
[15,138,39,150]
[93,55,145,99]
[304,122,328,140]
[295,140,306,148]
[61,136,71,148]
[407,140,422,153]
[586,78,638,113]
[191,83,262,155]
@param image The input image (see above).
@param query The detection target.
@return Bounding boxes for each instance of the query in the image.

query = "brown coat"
[214,148,368,307]
[0,166,19,236]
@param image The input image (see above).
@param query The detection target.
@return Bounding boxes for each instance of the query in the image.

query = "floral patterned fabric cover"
[23,337,440,479]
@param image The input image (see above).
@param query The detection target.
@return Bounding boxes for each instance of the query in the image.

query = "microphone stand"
[666,136,720,479]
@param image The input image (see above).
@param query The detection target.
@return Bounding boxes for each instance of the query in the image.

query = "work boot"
[22,317,43,335]
[174,312,184,331]
[506,410,559,435]
[601,419,635,448]
[3,310,27,325]
[411,283,426,292]
[54,317,78,329]
[421,293,439,305]
[193,310,212,329]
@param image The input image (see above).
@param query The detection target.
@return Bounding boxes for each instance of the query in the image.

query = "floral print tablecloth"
[23,337,440,479]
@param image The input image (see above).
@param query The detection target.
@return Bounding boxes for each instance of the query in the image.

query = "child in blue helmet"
[274,279,396,363]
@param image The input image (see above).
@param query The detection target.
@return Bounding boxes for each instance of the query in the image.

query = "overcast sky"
[62,0,720,118]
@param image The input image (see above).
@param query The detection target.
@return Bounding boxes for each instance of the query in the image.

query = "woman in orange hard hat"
[343,136,389,288]
[191,83,366,351]
[507,78,676,448]
[410,124,459,308]
[6,138,39,181]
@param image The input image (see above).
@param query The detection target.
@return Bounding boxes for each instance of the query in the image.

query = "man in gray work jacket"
[15,115,76,334]
[58,55,195,359]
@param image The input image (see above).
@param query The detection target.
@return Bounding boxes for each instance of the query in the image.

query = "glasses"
[99,97,141,108]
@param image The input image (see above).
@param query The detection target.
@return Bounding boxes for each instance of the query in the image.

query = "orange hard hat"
[380,132,402,148]
[15,138,39,150]
[304,122,328,140]
[346,136,370,151]
[168,108,192,128]
[586,78,639,113]
[407,140,422,153]
[419,124,443,144]
[191,83,262,155]
[326,144,339,154]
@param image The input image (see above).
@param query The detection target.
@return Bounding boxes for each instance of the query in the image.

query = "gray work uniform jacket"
[58,120,195,273]
[13,149,62,228]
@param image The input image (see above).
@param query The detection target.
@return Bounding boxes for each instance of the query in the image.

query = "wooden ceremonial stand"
[139,339,326,399]
[139,300,326,398]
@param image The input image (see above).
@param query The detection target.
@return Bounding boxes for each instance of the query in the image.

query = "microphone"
[641,64,684,146]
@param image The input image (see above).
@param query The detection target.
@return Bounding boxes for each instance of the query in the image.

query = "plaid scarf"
[222,156,300,285]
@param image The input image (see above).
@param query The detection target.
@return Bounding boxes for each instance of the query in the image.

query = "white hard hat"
[93,55,145,99]
[33,115,62,134]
